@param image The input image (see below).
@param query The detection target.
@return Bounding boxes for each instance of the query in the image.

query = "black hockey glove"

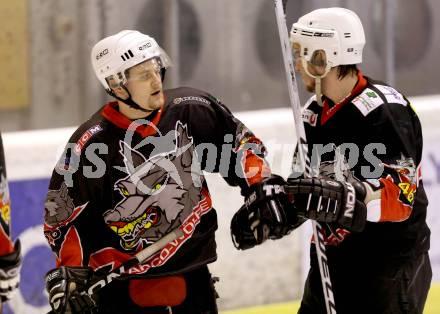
[0,240,21,301]
[231,175,300,250]
[45,266,97,314]
[287,177,367,232]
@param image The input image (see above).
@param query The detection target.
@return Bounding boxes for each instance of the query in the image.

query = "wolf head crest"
[104,122,204,250]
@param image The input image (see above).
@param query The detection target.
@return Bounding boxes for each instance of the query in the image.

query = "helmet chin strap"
[107,87,152,113]
[301,58,331,107]
[314,78,324,107]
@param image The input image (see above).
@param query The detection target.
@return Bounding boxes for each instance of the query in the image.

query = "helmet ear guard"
[300,49,332,79]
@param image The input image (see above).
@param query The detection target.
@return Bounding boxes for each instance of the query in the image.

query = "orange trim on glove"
[243,151,271,186]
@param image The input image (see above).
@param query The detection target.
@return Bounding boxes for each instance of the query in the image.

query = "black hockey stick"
[273,1,336,313]
[47,227,184,314]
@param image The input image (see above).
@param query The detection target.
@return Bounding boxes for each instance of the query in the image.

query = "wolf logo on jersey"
[45,183,76,225]
[44,182,88,246]
[104,122,204,250]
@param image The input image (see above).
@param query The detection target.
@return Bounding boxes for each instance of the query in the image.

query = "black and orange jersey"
[44,87,269,277]
[0,133,14,256]
[301,71,430,262]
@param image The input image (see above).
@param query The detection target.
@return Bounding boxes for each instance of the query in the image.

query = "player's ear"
[106,76,130,100]
[111,85,129,100]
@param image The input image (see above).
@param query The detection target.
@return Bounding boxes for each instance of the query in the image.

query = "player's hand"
[45,266,97,314]
[231,175,300,250]
[287,177,367,232]
[0,240,21,301]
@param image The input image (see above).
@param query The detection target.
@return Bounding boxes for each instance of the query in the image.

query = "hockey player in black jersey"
[0,134,21,307]
[262,7,429,314]
[41,30,324,314]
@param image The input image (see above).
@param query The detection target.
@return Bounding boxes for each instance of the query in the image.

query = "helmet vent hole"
[344,33,351,38]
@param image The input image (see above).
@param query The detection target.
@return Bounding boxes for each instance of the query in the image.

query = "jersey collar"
[101,101,163,137]
[320,70,368,126]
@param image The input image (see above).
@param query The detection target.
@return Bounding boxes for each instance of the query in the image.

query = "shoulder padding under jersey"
[352,84,409,117]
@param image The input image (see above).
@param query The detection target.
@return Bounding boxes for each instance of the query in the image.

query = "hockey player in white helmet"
[42,30,306,313]
[287,7,431,314]
[90,30,172,114]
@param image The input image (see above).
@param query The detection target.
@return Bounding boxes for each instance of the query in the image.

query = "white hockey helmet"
[290,7,365,68]
[91,30,172,91]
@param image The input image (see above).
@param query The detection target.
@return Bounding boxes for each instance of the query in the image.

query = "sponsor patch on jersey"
[352,88,384,116]
[74,125,103,155]
[173,96,210,105]
[374,84,408,106]
[302,109,318,126]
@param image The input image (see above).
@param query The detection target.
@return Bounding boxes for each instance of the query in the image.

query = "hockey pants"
[298,252,432,314]
[96,265,219,314]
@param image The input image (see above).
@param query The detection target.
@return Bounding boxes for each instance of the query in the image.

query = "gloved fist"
[287,177,367,232]
[231,175,301,250]
[45,266,97,314]
[230,203,258,250]
[0,240,21,301]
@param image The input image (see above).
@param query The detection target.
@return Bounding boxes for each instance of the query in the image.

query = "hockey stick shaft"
[46,228,184,314]
[86,227,184,296]
[273,1,336,313]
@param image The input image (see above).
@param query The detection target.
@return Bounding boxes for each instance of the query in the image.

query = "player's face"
[292,43,320,93]
[125,59,165,111]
